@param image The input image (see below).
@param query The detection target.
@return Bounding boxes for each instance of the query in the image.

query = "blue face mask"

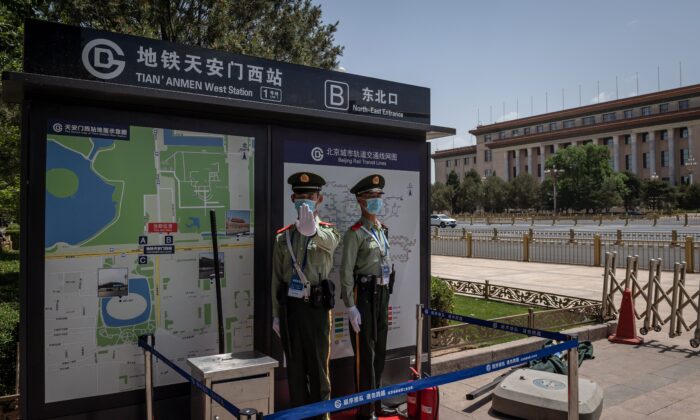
[364,198,383,215]
[294,199,316,213]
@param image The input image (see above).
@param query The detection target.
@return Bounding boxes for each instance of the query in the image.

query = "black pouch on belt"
[276,282,288,306]
[388,265,396,294]
[320,279,336,310]
[310,284,323,308]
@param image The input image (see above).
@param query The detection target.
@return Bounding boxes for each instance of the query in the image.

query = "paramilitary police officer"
[340,174,396,420]
[271,172,340,418]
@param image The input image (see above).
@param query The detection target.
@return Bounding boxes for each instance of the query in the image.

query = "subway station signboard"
[24,19,430,124]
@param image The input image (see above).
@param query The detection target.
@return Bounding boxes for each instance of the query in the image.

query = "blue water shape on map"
[87,138,115,160]
[45,141,117,248]
[163,129,224,147]
[101,278,151,327]
[186,216,201,229]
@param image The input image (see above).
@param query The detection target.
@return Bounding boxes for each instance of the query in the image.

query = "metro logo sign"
[147,222,178,233]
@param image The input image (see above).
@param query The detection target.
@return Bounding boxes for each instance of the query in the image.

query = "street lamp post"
[544,165,565,217]
[686,154,697,184]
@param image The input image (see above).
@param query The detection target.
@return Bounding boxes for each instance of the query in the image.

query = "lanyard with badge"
[285,230,311,300]
[360,225,392,285]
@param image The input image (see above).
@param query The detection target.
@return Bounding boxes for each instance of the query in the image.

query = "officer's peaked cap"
[288,172,326,193]
[350,174,385,195]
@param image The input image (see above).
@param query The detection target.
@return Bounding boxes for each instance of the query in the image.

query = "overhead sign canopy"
[22,19,432,125]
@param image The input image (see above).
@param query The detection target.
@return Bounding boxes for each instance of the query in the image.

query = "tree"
[679,183,700,210]
[547,144,626,212]
[508,173,539,210]
[538,177,553,211]
[430,182,452,213]
[642,179,675,211]
[0,0,344,224]
[455,171,482,214]
[36,0,344,69]
[621,171,642,211]
[481,176,509,213]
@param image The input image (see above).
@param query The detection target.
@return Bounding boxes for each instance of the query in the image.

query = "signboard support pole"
[416,304,424,377]
[209,210,226,354]
[143,335,155,420]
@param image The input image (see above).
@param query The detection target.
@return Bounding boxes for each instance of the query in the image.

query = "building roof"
[469,82,700,136]
[431,145,476,158]
[485,108,700,149]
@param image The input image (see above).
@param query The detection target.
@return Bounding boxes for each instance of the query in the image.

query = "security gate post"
[567,345,579,420]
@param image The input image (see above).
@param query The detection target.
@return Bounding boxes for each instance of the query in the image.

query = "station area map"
[44,124,255,402]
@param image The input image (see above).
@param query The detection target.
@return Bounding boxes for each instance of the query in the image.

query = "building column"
[514,150,520,177]
[630,133,638,175]
[504,150,510,181]
[668,129,675,185]
[539,145,545,180]
[527,148,533,175]
[612,136,620,172]
[649,132,656,177]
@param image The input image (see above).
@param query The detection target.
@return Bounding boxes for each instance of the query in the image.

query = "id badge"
[287,272,305,299]
[381,263,391,286]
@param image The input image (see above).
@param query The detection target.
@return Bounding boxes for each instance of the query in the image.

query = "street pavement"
[431,256,700,419]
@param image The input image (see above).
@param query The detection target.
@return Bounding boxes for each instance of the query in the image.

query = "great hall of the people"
[432,83,700,186]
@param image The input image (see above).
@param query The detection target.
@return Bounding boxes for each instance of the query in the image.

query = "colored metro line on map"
[43,124,255,403]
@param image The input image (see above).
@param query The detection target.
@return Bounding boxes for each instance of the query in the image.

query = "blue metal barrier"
[139,307,580,420]
[265,340,577,420]
[137,336,241,418]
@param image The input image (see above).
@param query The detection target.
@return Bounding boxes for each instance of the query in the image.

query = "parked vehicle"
[430,214,457,228]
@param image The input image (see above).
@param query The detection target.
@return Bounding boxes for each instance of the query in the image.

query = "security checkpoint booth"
[4,19,454,419]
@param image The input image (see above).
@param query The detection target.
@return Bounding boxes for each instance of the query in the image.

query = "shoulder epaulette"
[276,224,294,234]
[350,221,363,231]
[319,221,335,227]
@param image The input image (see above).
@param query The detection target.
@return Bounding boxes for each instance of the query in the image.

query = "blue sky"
[316,0,700,156]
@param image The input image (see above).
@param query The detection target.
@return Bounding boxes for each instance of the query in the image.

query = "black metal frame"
[8,70,441,419]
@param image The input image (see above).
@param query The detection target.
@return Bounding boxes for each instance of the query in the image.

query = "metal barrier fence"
[434,226,700,243]
[431,305,599,353]
[432,279,601,352]
[432,230,699,272]
[452,212,700,227]
[601,252,700,348]
[442,278,600,309]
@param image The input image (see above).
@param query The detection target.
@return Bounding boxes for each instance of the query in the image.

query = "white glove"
[272,317,280,337]
[348,306,361,333]
[295,204,317,237]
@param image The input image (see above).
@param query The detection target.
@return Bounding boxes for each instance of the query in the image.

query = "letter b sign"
[325,80,349,110]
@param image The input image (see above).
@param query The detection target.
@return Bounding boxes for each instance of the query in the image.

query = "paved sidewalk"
[431,257,700,419]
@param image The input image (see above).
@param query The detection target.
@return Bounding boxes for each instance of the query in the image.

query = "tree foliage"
[621,171,642,211]
[0,0,344,224]
[481,176,509,213]
[547,144,627,212]
[678,183,700,210]
[455,169,482,214]
[508,173,538,210]
[36,0,344,69]
[430,182,452,213]
[642,179,675,210]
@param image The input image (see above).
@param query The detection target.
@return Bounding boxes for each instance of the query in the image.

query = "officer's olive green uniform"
[340,217,392,417]
[272,219,340,417]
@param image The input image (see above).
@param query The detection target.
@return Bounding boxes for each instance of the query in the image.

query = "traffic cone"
[608,289,643,345]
